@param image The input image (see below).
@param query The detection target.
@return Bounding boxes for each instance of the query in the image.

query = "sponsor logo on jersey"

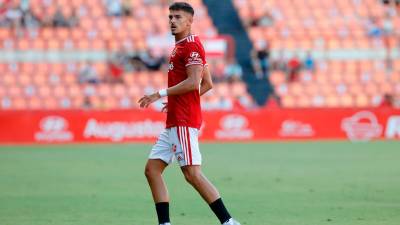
[215,114,253,139]
[385,115,400,139]
[35,116,73,142]
[341,111,382,142]
[279,120,315,137]
[188,51,202,64]
[83,119,164,141]
[190,52,200,58]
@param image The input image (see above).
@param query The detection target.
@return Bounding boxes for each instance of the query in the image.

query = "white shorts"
[149,126,201,166]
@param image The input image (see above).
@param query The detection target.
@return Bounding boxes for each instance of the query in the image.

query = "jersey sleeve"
[184,42,207,67]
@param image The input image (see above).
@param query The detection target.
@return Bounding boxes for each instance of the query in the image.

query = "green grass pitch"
[1,141,400,225]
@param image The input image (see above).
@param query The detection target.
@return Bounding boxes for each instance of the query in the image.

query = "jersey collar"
[175,34,196,45]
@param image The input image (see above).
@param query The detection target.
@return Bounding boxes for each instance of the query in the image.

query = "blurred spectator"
[122,0,133,16]
[287,54,301,82]
[233,96,254,110]
[303,51,315,72]
[216,96,233,110]
[248,4,274,27]
[3,5,23,36]
[382,12,394,72]
[82,96,93,109]
[256,41,270,76]
[207,59,225,82]
[379,93,394,108]
[365,16,383,38]
[78,62,99,84]
[265,93,281,109]
[107,58,124,83]
[104,0,123,16]
[251,54,263,80]
[382,13,394,37]
[271,50,287,72]
[124,49,166,72]
[21,8,40,29]
[252,41,270,79]
[53,6,70,27]
[0,0,12,15]
[141,51,166,71]
[232,97,245,110]
[129,53,147,71]
[223,58,243,82]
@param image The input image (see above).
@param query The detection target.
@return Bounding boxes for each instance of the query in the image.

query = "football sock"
[155,202,170,224]
[209,198,232,224]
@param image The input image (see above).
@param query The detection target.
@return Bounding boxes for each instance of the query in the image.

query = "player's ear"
[188,14,193,24]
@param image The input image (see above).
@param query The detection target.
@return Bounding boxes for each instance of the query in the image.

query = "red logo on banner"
[215,114,253,139]
[34,116,73,142]
[341,111,382,142]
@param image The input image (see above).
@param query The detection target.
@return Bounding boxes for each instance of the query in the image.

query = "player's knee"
[183,169,202,185]
[144,164,158,179]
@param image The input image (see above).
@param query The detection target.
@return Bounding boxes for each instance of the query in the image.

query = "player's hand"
[138,93,161,108]
[161,102,168,113]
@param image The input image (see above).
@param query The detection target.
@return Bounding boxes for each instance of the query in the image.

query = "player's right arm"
[138,65,202,108]
[200,65,213,96]
[165,64,203,96]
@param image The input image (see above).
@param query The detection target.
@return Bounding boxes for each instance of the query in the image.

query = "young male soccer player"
[138,2,241,225]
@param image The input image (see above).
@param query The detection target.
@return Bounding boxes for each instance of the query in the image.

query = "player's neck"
[175,29,191,43]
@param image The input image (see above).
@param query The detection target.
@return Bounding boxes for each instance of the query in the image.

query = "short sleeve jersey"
[166,35,206,129]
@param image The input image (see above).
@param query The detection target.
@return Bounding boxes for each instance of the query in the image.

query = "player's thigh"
[148,129,174,164]
[169,126,201,166]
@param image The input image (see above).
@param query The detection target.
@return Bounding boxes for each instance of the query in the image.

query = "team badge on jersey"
[171,48,177,57]
[176,152,184,162]
[168,62,174,71]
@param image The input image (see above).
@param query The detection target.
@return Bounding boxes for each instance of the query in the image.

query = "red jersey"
[166,35,206,129]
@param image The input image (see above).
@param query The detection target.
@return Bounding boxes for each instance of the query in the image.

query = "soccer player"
[138,2,241,225]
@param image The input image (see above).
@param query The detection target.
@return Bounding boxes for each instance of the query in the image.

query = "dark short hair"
[169,2,194,16]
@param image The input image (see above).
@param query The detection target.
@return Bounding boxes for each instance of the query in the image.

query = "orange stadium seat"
[339,94,354,107]
[355,94,369,108]
[281,95,295,108]
[297,94,311,107]
[325,94,340,108]
[28,96,43,109]
[43,97,58,109]
[231,82,247,97]
[1,0,394,110]
[113,84,127,97]
[13,97,27,109]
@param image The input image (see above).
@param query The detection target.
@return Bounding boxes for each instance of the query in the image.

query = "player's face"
[169,10,192,35]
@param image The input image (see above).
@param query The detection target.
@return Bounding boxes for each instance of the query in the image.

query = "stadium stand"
[0,0,254,110]
[233,0,400,107]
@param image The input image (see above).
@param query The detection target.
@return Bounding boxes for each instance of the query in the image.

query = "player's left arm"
[200,65,213,96]
[138,65,202,108]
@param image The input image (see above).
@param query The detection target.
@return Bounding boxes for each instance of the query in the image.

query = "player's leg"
[181,165,219,203]
[145,159,169,203]
[145,129,174,225]
[181,165,239,224]
[172,126,240,225]
[145,159,171,225]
